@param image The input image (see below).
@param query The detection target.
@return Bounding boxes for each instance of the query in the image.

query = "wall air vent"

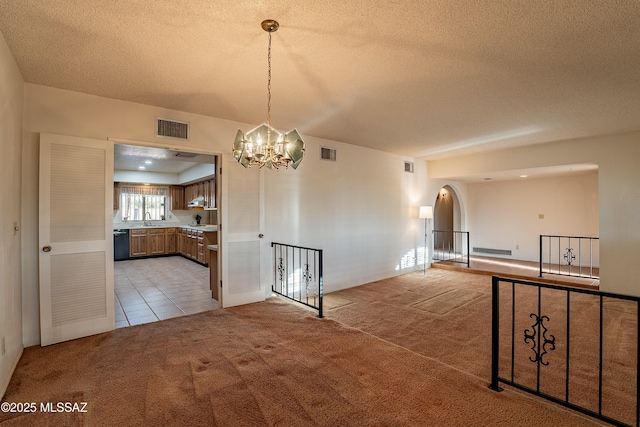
[404,161,414,173]
[473,247,512,256]
[320,146,337,161]
[173,152,198,159]
[156,118,189,141]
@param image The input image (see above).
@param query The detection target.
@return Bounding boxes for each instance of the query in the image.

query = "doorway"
[113,143,220,328]
[434,186,462,245]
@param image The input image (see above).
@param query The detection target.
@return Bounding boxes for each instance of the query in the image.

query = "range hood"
[187,196,205,208]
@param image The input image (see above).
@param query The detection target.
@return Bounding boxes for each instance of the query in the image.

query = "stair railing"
[271,242,323,318]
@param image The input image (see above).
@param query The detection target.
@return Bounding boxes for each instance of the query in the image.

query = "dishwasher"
[113,229,130,261]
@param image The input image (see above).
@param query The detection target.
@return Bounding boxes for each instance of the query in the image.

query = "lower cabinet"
[128,226,215,266]
[166,228,177,254]
[129,227,178,258]
[130,229,148,257]
[148,229,166,255]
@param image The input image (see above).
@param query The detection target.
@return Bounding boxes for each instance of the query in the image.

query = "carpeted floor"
[1,269,628,426]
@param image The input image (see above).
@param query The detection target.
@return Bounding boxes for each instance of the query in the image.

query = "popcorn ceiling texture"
[0,1,639,159]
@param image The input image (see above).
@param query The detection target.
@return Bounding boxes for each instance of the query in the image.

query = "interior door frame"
[110,137,225,302]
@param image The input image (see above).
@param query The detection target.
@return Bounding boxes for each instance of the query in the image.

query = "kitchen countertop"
[113,224,218,231]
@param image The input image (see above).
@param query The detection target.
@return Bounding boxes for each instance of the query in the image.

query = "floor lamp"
[419,206,433,274]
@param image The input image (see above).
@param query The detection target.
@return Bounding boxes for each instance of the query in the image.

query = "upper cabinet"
[170,185,185,210]
[114,182,120,210]
[171,177,216,210]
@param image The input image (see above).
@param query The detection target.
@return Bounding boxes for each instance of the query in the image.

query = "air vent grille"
[173,152,198,158]
[473,247,512,256]
[156,118,189,140]
[321,147,336,161]
[404,161,414,173]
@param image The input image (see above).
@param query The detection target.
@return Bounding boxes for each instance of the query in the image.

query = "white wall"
[0,31,24,399]
[429,134,640,296]
[265,140,431,292]
[466,172,599,262]
[21,84,431,344]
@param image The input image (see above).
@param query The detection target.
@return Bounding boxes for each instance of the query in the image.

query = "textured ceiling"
[1,1,640,160]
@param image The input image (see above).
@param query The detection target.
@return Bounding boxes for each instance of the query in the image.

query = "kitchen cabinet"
[148,228,166,255]
[129,227,178,257]
[208,246,219,301]
[113,182,120,210]
[130,229,148,257]
[181,178,216,210]
[173,227,217,266]
[128,226,216,264]
[203,178,216,209]
[170,186,185,210]
[166,228,177,253]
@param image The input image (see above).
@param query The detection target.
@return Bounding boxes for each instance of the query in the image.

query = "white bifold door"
[39,133,114,346]
[220,154,268,307]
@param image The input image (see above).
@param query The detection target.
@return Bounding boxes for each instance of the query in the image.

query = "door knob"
[258,234,264,238]
[42,245,52,252]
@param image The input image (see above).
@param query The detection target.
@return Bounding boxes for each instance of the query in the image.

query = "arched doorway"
[433,185,462,249]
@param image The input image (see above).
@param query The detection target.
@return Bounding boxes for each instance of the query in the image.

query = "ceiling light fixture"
[232,19,305,170]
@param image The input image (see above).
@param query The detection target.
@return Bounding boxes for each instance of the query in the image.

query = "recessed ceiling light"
[138,166,145,170]
[520,175,528,178]
[145,160,153,164]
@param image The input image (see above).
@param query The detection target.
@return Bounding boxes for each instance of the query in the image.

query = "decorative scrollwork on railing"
[303,263,312,290]
[524,313,556,366]
[563,248,576,266]
[277,257,285,283]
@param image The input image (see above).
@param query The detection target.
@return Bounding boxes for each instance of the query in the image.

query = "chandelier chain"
[267,31,272,126]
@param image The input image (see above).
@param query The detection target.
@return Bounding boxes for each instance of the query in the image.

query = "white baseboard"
[0,346,24,400]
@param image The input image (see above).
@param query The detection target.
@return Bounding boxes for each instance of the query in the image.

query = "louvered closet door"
[220,154,267,307]
[39,133,114,346]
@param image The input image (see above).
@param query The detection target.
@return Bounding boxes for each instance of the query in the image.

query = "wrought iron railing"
[271,242,323,318]
[490,276,639,427]
[432,230,470,268]
[539,235,599,279]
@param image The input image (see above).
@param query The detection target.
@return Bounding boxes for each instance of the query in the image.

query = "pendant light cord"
[267,30,272,126]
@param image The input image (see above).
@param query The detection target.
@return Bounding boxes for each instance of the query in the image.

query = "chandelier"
[232,19,305,170]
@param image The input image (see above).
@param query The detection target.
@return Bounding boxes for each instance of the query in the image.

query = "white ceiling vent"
[404,161,414,173]
[173,152,198,158]
[321,147,337,161]
[156,118,189,141]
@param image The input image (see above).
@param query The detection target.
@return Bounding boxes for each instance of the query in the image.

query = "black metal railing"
[432,230,470,268]
[271,242,323,318]
[490,276,639,427]
[539,235,599,279]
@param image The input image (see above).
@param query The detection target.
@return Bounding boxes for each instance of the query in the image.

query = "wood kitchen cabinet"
[113,182,120,210]
[148,228,166,255]
[173,227,217,266]
[181,178,216,209]
[165,228,177,253]
[170,186,185,210]
[130,227,179,257]
[130,229,148,257]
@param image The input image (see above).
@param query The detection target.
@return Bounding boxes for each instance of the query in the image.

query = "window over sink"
[119,184,169,221]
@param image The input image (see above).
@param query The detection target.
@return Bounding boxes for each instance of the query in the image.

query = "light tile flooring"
[114,256,218,328]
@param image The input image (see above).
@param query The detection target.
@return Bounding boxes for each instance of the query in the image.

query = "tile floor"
[114,256,218,328]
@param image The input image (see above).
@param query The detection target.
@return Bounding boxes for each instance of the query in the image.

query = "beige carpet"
[1,269,626,426]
